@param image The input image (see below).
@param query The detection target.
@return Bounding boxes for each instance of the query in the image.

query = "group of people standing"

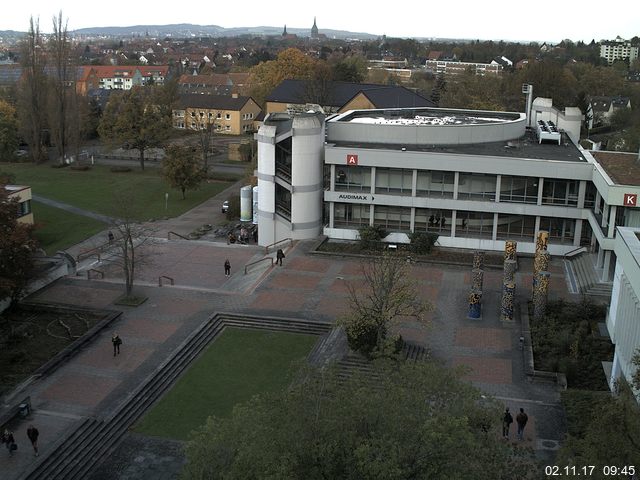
[502,407,529,441]
[2,425,39,457]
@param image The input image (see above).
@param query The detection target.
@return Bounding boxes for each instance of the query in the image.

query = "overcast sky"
[1,0,637,43]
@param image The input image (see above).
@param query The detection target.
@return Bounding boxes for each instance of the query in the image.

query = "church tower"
[311,17,319,38]
[282,25,287,37]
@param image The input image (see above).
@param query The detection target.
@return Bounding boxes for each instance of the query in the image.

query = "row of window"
[334,166,582,207]
[332,203,576,243]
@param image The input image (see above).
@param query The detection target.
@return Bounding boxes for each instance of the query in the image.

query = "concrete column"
[577,180,586,209]
[597,246,604,268]
[450,210,457,238]
[573,219,583,247]
[410,207,415,232]
[492,213,498,241]
[603,251,612,282]
[608,205,617,238]
[534,216,541,241]
[453,171,460,200]
[329,202,335,228]
[370,166,376,194]
[537,177,544,206]
[369,203,374,226]
[411,169,417,197]
[602,201,609,228]
[495,175,501,203]
[330,164,335,191]
[595,191,601,215]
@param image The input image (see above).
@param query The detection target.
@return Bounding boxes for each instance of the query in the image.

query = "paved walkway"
[1,195,579,478]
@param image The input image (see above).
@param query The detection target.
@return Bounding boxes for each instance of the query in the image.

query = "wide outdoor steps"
[20,313,331,480]
[566,253,612,298]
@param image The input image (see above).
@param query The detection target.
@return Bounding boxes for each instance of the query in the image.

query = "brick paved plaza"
[1,195,574,478]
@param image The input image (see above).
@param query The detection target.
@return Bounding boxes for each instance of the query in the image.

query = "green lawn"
[32,201,106,254]
[133,328,318,440]
[1,163,232,221]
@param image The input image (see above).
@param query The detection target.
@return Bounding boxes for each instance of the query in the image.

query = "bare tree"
[197,115,216,172]
[108,192,157,299]
[17,17,48,163]
[49,11,74,164]
[338,253,430,356]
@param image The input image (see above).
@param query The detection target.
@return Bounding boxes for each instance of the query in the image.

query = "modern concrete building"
[607,227,640,393]
[256,105,640,282]
[424,59,503,76]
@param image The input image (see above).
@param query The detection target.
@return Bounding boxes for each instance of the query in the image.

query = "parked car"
[221,200,229,213]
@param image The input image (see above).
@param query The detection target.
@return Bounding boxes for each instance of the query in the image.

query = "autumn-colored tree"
[0,186,37,307]
[162,145,205,199]
[98,87,171,170]
[0,99,19,160]
[249,48,317,106]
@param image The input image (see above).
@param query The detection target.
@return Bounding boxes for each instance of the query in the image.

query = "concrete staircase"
[566,253,612,298]
[19,313,331,480]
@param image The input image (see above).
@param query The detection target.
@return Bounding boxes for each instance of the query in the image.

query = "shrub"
[70,165,90,171]
[357,225,387,251]
[110,166,132,173]
[409,231,439,254]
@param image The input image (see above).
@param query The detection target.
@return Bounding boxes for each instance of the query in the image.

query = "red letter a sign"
[346,154,358,165]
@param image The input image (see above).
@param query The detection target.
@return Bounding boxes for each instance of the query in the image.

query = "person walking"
[502,408,513,438]
[224,259,231,277]
[26,425,39,456]
[3,429,16,456]
[112,333,122,356]
[276,248,285,266]
[516,407,528,441]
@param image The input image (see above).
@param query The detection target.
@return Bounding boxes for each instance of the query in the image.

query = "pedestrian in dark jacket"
[276,248,285,266]
[112,333,122,356]
[516,408,528,440]
[224,259,231,277]
[502,408,513,438]
[27,425,39,456]
[3,429,16,456]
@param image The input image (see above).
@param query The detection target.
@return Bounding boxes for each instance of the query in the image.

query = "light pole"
[165,192,169,212]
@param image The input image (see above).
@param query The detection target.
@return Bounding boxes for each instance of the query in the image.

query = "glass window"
[416,170,454,198]
[375,168,412,195]
[335,166,371,192]
[457,173,496,201]
[456,210,494,239]
[414,208,452,235]
[500,176,539,204]
[217,113,221,119]
[541,179,579,206]
[539,217,575,244]
[334,203,370,228]
[225,113,231,120]
[584,183,597,209]
[373,206,411,232]
[496,214,536,240]
[275,184,291,221]
[17,200,31,217]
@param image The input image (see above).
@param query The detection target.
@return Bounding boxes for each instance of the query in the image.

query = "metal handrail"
[87,269,104,279]
[563,246,586,259]
[245,257,274,274]
[77,249,101,262]
[159,275,174,286]
[264,238,293,254]
[168,231,189,240]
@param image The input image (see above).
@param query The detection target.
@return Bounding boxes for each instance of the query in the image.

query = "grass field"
[32,201,106,254]
[1,163,232,221]
[133,328,318,440]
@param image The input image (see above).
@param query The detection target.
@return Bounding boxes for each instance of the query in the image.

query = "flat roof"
[341,108,520,126]
[330,129,587,163]
[591,151,640,185]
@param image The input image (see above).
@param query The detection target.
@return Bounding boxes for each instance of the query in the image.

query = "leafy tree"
[17,17,49,163]
[330,54,367,83]
[0,99,19,160]
[338,253,429,356]
[558,386,640,477]
[182,360,537,480]
[0,185,37,307]
[430,73,446,106]
[162,145,205,200]
[98,87,171,170]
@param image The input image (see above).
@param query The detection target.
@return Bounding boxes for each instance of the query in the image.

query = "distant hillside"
[70,23,378,40]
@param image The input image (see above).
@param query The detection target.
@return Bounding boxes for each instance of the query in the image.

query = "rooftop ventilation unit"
[536,119,561,145]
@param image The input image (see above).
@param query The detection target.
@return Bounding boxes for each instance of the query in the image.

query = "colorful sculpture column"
[533,271,550,321]
[500,241,517,322]
[468,251,485,319]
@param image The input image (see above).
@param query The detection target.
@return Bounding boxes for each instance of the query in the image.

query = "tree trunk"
[139,148,145,171]
[181,186,186,200]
